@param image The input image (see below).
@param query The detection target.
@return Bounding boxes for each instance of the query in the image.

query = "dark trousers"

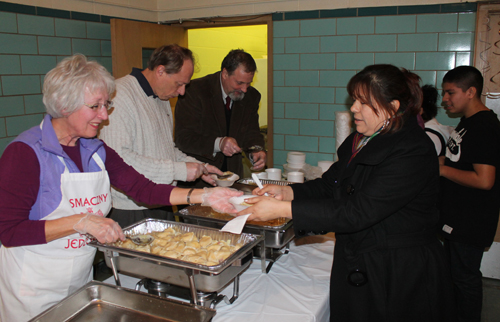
[108,206,175,229]
[444,239,485,322]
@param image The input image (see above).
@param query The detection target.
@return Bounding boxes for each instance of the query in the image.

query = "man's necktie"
[223,96,232,172]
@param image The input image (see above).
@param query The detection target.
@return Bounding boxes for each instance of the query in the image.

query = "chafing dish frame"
[88,219,265,307]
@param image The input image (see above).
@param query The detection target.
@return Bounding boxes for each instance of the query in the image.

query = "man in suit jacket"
[175,49,266,186]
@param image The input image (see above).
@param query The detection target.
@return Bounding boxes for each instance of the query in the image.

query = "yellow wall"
[188,25,268,127]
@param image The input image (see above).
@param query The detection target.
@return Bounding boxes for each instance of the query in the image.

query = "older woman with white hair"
[0,54,240,322]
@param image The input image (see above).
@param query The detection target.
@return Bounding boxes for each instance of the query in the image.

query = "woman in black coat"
[239,64,456,321]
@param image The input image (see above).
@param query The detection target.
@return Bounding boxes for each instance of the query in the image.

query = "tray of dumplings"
[179,205,294,250]
[89,219,264,293]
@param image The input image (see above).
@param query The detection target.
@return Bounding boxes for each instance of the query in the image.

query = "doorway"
[188,25,268,177]
[188,25,268,128]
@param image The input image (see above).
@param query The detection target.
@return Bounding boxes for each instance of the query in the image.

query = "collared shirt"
[130,68,157,98]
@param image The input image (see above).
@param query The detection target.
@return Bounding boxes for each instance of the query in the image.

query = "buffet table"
[103,238,335,322]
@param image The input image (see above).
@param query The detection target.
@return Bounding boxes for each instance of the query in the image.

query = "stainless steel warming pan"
[178,205,295,272]
[88,219,265,306]
[29,281,216,322]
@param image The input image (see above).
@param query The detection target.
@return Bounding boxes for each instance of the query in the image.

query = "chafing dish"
[88,219,264,307]
[29,281,216,322]
[178,205,295,272]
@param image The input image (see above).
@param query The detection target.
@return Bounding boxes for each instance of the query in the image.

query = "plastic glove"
[73,213,125,244]
[201,187,243,214]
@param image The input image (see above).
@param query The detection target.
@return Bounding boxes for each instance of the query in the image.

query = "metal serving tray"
[178,206,295,273]
[88,219,265,304]
[29,281,216,322]
[179,205,294,249]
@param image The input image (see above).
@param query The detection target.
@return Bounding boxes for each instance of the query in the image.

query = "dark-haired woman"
[237,64,456,321]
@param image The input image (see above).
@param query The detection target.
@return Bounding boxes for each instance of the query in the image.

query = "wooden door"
[110,18,187,107]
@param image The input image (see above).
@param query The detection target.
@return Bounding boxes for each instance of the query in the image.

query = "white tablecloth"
[103,239,334,322]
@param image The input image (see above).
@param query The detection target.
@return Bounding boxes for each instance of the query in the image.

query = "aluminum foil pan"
[237,178,291,186]
[89,219,263,274]
[179,205,291,230]
[179,205,295,250]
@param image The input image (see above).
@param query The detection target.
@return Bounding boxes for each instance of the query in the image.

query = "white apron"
[0,153,111,322]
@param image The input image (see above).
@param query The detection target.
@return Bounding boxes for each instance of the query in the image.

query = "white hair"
[42,54,115,118]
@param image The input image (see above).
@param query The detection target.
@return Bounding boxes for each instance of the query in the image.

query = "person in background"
[420,84,454,156]
[0,54,241,322]
[438,66,500,322]
[236,64,456,322]
[99,44,223,228]
[174,49,266,187]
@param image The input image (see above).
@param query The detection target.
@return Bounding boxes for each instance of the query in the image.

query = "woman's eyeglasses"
[84,100,113,111]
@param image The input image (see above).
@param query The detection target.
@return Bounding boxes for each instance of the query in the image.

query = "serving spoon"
[126,234,154,246]
[208,172,234,180]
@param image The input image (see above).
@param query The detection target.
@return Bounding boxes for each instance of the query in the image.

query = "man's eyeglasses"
[84,100,113,111]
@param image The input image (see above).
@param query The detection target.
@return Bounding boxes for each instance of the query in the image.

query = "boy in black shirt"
[439,66,500,322]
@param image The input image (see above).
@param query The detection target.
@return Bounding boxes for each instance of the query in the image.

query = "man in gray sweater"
[99,44,222,227]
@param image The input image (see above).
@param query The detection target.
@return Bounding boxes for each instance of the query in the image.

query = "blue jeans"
[444,239,484,322]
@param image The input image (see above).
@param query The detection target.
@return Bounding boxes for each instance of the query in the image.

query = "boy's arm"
[440,163,496,190]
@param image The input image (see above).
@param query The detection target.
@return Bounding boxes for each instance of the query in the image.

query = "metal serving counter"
[104,238,335,322]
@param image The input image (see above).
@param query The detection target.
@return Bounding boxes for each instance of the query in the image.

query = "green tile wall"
[0,55,21,74]
[18,14,54,36]
[272,5,475,167]
[273,102,285,118]
[300,53,336,70]
[285,103,319,119]
[285,71,319,86]
[38,36,72,55]
[274,134,284,149]
[321,35,357,53]
[319,104,336,120]
[0,12,17,32]
[0,96,24,116]
[0,5,112,155]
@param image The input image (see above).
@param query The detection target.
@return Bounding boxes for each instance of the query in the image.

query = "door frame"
[167,15,274,167]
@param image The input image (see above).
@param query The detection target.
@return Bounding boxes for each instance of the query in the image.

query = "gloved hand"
[201,187,243,214]
[73,213,125,244]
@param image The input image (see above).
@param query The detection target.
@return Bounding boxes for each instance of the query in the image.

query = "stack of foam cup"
[286,152,306,170]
